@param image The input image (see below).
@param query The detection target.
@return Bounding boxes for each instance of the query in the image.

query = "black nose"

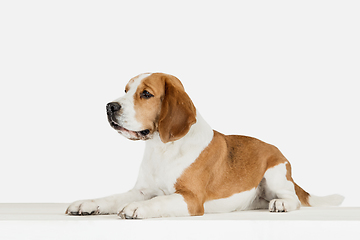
[106,102,121,113]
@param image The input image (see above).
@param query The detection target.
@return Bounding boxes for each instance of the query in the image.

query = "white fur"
[119,194,189,219]
[309,194,345,207]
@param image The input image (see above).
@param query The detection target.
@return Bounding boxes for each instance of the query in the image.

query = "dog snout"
[106,102,121,114]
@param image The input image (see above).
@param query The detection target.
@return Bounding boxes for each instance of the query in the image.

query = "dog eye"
[141,90,154,99]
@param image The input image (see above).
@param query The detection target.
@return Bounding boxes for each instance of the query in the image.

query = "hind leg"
[263,163,300,212]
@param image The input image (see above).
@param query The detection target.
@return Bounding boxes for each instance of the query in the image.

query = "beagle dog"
[66,73,344,218]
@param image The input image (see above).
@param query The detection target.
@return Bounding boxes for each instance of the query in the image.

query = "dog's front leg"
[66,189,149,215]
[119,193,190,219]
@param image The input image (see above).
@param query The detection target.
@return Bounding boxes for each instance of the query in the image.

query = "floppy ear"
[158,78,197,143]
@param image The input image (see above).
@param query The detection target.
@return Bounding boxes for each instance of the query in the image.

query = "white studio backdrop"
[0,1,359,207]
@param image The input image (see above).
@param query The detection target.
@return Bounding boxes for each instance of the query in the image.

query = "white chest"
[136,137,201,194]
[134,112,214,195]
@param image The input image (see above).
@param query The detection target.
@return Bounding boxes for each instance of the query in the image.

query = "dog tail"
[308,194,345,207]
[294,183,344,207]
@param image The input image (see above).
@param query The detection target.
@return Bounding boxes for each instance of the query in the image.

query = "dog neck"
[146,110,214,155]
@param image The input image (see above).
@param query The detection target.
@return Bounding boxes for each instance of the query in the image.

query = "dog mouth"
[108,116,151,140]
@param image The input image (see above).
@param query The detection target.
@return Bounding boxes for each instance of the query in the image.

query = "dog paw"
[269,199,287,212]
[118,202,149,219]
[66,200,100,216]
[269,199,299,212]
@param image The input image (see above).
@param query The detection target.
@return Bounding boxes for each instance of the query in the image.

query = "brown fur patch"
[157,76,196,143]
[175,131,292,216]
[132,75,165,133]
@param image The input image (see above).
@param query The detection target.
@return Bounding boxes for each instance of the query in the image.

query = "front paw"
[66,200,100,216]
[118,202,149,219]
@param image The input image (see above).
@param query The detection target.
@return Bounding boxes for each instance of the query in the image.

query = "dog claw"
[118,211,126,219]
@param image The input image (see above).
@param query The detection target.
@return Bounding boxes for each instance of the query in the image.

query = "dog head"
[106,73,197,143]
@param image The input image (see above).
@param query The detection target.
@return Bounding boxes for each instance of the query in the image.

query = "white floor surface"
[1,203,359,240]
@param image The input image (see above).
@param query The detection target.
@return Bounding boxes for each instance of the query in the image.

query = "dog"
[66,72,344,218]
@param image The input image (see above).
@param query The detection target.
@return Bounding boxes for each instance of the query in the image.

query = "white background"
[0,0,359,207]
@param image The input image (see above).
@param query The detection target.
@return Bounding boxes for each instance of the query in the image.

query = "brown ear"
[158,77,197,143]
